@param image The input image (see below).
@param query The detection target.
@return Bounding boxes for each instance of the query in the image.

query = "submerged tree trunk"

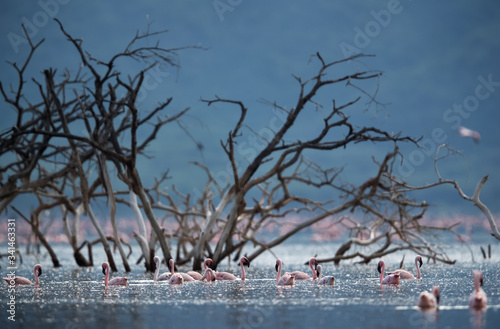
[99,154,131,272]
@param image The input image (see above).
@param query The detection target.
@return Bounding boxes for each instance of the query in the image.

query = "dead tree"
[0,20,198,271]
[393,144,500,241]
[186,53,451,269]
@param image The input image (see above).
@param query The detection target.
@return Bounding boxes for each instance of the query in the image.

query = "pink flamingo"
[201,268,216,282]
[168,273,184,285]
[187,258,214,281]
[168,259,195,282]
[392,256,423,280]
[377,260,400,285]
[3,264,42,286]
[316,265,335,285]
[102,262,128,287]
[458,126,480,143]
[417,286,440,310]
[290,257,318,280]
[469,270,487,310]
[153,256,171,282]
[215,257,250,281]
[275,259,295,286]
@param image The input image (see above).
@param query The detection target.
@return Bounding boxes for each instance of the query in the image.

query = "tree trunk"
[100,154,131,272]
[130,167,173,271]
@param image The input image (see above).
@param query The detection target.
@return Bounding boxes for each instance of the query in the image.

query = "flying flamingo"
[290,257,318,280]
[201,268,216,282]
[215,257,250,281]
[391,256,423,280]
[377,260,400,285]
[102,262,128,287]
[153,256,171,282]
[168,259,195,282]
[469,270,487,310]
[417,286,440,310]
[275,259,295,286]
[3,264,42,286]
[458,126,481,143]
[316,265,335,285]
[187,258,213,281]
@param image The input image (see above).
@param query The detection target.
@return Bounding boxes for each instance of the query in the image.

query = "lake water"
[1,241,499,329]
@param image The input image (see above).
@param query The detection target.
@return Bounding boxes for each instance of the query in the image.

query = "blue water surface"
[1,241,499,329]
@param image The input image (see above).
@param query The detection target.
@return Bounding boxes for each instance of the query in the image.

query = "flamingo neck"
[317,267,322,281]
[379,263,384,283]
[240,259,246,281]
[170,260,175,276]
[309,260,316,280]
[415,259,421,279]
[276,262,282,283]
[474,277,480,292]
[104,268,109,287]
[154,262,159,281]
[34,267,39,285]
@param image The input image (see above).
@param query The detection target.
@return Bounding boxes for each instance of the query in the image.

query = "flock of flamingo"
[3,255,487,312]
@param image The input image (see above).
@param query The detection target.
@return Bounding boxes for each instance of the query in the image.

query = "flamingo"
[469,270,487,310]
[290,257,318,280]
[168,259,195,282]
[153,256,171,281]
[215,257,250,281]
[275,259,295,286]
[3,264,42,286]
[417,286,440,310]
[458,126,481,143]
[201,268,216,282]
[102,262,127,287]
[168,273,184,285]
[187,258,213,281]
[391,256,423,280]
[377,260,400,285]
[316,265,335,285]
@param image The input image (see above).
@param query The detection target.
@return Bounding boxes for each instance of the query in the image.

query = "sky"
[1,0,499,221]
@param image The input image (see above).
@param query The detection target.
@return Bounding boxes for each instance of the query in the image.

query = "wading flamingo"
[469,270,487,310]
[102,262,127,287]
[3,264,42,286]
[377,260,400,285]
[391,256,423,280]
[201,268,216,282]
[168,273,184,285]
[316,265,335,286]
[187,258,213,281]
[417,286,440,310]
[153,256,171,282]
[215,257,250,281]
[275,259,295,286]
[290,257,318,280]
[168,259,195,282]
